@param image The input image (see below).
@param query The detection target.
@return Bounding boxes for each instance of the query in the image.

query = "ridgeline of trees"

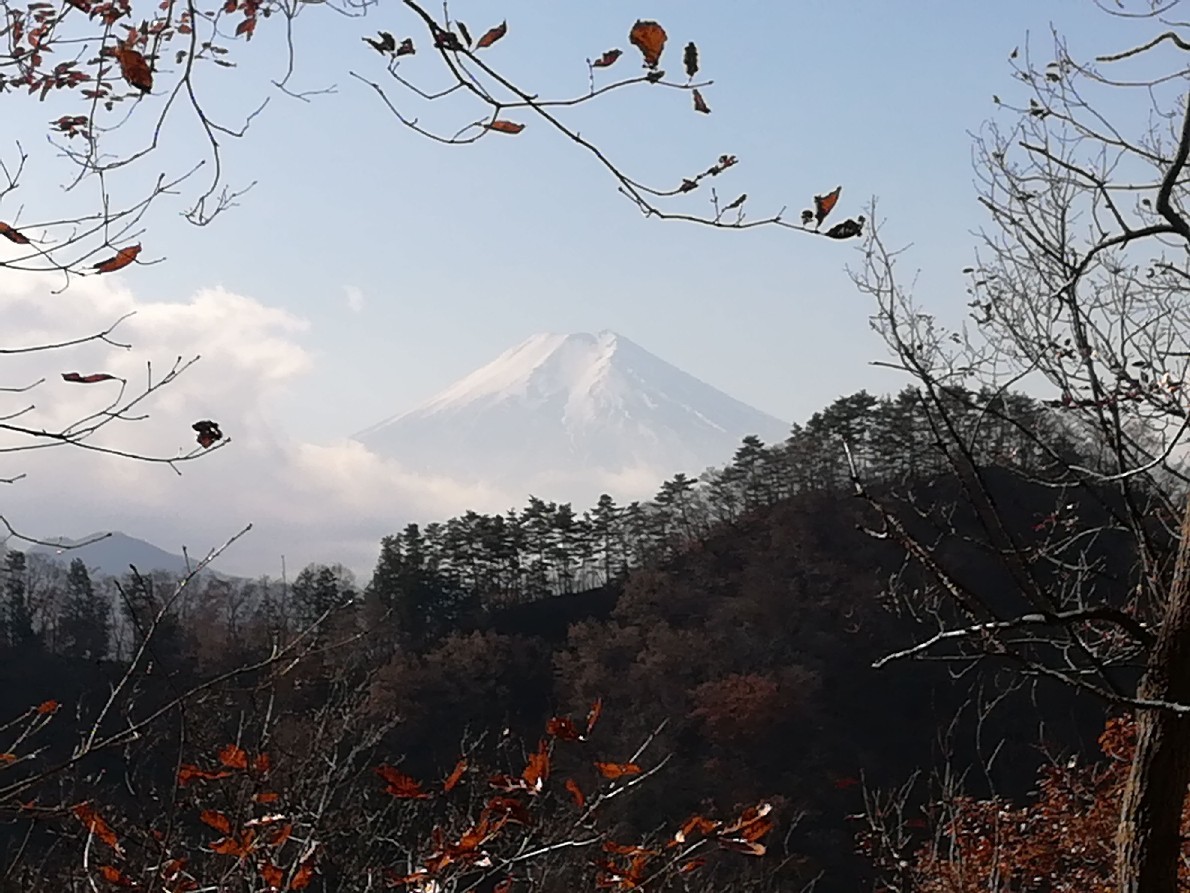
[0,384,1091,661]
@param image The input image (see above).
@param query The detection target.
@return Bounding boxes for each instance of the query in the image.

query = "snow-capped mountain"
[354,331,790,505]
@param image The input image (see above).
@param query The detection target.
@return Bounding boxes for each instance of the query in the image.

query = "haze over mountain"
[354,330,790,505]
[23,532,221,579]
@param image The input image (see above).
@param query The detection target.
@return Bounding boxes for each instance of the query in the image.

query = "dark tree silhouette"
[58,558,110,661]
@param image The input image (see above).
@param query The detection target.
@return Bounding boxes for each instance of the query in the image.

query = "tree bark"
[1117,497,1190,893]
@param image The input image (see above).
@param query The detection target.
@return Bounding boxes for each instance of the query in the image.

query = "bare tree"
[851,4,1190,890]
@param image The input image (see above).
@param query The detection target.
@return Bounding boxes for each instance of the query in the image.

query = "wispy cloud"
[342,285,365,314]
[0,271,513,578]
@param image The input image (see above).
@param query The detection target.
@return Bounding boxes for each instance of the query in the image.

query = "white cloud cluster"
[0,271,517,578]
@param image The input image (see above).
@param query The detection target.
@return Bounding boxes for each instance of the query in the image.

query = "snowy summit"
[353,331,790,504]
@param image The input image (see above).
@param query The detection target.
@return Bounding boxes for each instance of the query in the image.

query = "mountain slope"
[354,331,789,503]
[27,532,217,579]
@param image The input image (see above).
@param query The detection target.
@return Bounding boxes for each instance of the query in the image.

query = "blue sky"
[0,1,1160,572]
[20,1,1128,435]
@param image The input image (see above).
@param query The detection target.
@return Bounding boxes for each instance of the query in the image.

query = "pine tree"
[290,563,354,630]
[59,559,110,661]
[3,551,37,651]
[368,525,476,648]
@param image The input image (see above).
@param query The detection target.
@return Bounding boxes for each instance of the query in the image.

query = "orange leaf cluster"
[885,716,1190,891]
[594,760,641,780]
[376,764,432,799]
[666,802,773,858]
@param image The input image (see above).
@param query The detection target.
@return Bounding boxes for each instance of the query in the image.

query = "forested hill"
[0,385,1124,889]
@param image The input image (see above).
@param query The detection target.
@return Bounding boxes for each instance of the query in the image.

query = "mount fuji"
[353,331,790,505]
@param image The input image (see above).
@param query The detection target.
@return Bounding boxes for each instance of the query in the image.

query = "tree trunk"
[1117,497,1190,893]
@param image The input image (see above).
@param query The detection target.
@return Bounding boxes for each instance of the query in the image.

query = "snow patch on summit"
[353,330,789,505]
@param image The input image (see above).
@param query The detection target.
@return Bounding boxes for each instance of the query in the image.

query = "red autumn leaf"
[629,20,666,69]
[833,775,860,790]
[35,699,59,715]
[0,222,30,245]
[193,420,224,449]
[443,757,467,792]
[268,822,292,848]
[692,89,710,114]
[814,186,841,226]
[260,861,284,889]
[223,0,236,11]
[92,244,141,273]
[718,838,766,856]
[253,791,280,804]
[669,814,721,847]
[719,802,774,852]
[730,815,774,842]
[376,764,432,799]
[486,795,532,825]
[72,803,123,853]
[62,372,118,384]
[235,15,255,38]
[585,697,603,737]
[594,760,641,780]
[592,48,621,68]
[200,809,232,835]
[722,802,772,833]
[291,858,315,890]
[217,743,248,769]
[493,878,513,893]
[0,753,16,764]
[178,764,232,786]
[680,858,707,873]
[564,777,585,808]
[210,835,246,856]
[487,120,525,134]
[253,752,272,773]
[546,716,582,741]
[456,814,505,853]
[99,864,135,886]
[396,37,414,56]
[475,21,506,49]
[522,738,549,791]
[683,42,699,78]
[113,47,152,92]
